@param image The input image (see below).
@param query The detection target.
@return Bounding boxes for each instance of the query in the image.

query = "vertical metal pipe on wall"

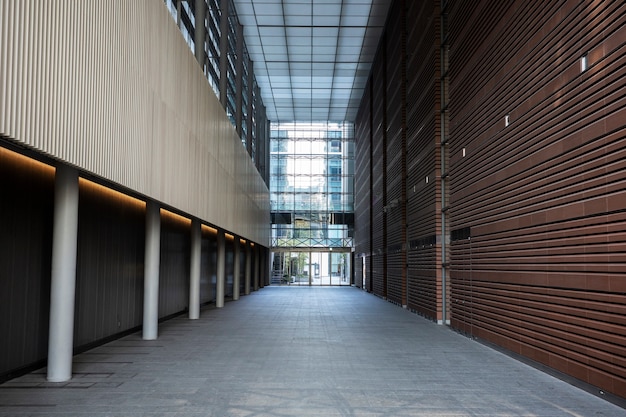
[216,230,225,308]
[189,218,201,319]
[439,1,449,325]
[47,165,79,382]
[143,200,161,340]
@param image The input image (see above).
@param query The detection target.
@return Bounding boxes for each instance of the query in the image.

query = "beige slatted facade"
[0,0,269,245]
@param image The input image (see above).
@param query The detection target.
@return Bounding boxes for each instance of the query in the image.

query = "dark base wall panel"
[74,180,145,348]
[226,237,234,297]
[159,211,191,318]
[202,228,218,304]
[0,147,54,381]
[237,240,246,296]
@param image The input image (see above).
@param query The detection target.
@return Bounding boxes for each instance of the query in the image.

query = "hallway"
[1,287,623,416]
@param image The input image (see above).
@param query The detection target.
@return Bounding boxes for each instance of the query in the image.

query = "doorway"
[271,250,351,286]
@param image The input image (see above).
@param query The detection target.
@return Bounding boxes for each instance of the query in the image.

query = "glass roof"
[232,0,391,123]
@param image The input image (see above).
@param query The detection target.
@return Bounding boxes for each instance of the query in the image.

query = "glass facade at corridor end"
[270,122,354,249]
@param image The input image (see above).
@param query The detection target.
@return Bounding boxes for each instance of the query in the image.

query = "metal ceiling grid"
[232,0,391,122]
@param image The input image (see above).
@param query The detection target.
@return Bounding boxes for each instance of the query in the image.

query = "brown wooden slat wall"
[405,0,440,319]
[385,0,407,305]
[371,49,387,298]
[355,0,442,306]
[448,0,626,398]
[354,79,372,290]
[355,0,626,400]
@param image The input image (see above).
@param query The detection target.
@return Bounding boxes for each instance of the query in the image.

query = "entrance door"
[272,250,351,286]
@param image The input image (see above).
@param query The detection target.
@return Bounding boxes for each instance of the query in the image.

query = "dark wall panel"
[202,228,217,303]
[0,147,54,381]
[237,240,246,295]
[448,0,626,397]
[225,237,235,297]
[159,211,190,318]
[74,180,145,348]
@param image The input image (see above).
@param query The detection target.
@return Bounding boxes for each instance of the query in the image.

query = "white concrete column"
[143,200,160,340]
[216,230,225,308]
[189,219,201,319]
[47,165,79,382]
[244,242,252,295]
[233,238,241,301]
[253,245,260,291]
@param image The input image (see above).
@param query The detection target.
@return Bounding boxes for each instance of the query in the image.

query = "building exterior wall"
[0,0,270,245]
[448,0,626,398]
[0,0,269,382]
[355,0,444,316]
[354,0,626,400]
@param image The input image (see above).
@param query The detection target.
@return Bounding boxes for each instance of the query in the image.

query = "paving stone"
[0,287,624,416]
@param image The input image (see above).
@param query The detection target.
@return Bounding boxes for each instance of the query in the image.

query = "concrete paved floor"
[1,287,624,416]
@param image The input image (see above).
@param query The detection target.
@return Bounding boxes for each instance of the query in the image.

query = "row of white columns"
[46,166,262,382]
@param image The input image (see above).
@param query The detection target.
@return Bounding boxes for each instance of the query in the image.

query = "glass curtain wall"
[270,122,354,286]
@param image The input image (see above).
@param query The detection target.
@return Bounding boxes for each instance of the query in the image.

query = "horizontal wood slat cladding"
[355,79,372,290]
[0,0,269,245]
[354,0,441,305]
[372,51,387,298]
[385,0,407,305]
[405,0,440,319]
[449,0,626,398]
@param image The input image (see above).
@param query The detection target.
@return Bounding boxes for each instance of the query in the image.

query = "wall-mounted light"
[580,54,588,72]
[505,114,510,127]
